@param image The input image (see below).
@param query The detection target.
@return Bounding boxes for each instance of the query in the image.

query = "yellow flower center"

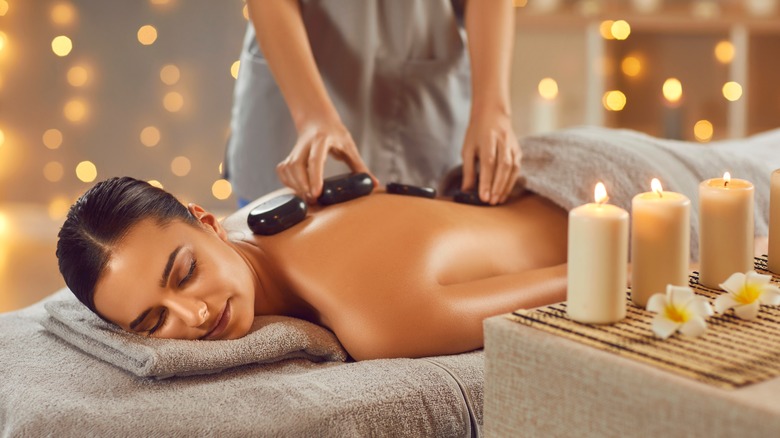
[735,283,762,305]
[664,304,691,323]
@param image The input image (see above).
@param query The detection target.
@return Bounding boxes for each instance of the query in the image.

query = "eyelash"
[179,258,198,287]
[148,309,168,335]
[149,257,198,336]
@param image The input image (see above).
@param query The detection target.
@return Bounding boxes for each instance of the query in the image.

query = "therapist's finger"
[307,138,329,199]
[499,150,521,204]
[288,149,313,201]
[461,147,477,191]
[478,134,498,203]
[489,139,512,205]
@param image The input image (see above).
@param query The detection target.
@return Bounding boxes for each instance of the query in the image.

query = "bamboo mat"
[509,256,780,389]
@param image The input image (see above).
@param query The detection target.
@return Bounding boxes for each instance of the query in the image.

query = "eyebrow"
[129,245,182,331]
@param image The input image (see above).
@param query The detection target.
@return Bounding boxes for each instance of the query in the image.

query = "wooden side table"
[484,314,780,437]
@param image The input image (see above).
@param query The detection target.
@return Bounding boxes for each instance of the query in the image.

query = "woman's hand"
[276,120,378,203]
[460,111,522,205]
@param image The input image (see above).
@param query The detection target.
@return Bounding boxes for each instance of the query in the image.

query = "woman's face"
[93,209,256,341]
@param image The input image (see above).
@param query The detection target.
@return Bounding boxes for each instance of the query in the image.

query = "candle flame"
[651,178,663,197]
[594,182,608,205]
[724,171,731,187]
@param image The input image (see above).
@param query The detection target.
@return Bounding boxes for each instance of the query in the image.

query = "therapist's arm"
[246,0,376,203]
[462,0,521,205]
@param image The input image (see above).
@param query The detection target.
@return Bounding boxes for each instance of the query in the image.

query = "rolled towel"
[42,295,348,379]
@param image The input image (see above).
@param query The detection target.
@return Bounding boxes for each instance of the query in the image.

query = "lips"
[201,300,231,340]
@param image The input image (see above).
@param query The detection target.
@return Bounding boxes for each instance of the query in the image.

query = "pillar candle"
[699,172,754,289]
[567,182,629,324]
[630,179,690,308]
[769,169,780,273]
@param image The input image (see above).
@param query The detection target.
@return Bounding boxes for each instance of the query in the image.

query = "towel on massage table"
[521,126,778,261]
[42,295,348,379]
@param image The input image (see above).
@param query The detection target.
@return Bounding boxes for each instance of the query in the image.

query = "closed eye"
[179,258,197,287]
[148,309,168,335]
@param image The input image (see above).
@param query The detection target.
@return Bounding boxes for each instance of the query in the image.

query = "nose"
[163,296,209,328]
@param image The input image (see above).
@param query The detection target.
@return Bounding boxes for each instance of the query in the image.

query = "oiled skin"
[222,188,568,360]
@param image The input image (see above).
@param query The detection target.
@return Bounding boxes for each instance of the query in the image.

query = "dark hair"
[56,176,198,314]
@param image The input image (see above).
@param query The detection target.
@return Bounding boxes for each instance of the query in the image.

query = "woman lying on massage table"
[56,175,568,360]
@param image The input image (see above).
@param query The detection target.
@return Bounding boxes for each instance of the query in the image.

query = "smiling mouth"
[201,300,231,340]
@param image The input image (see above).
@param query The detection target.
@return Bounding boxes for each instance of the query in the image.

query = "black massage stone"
[386,182,437,199]
[317,172,374,205]
[247,194,308,235]
[453,189,492,206]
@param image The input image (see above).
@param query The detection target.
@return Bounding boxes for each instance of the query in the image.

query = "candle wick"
[724,180,729,188]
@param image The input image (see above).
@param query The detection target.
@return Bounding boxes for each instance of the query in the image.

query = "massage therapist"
[225,0,521,207]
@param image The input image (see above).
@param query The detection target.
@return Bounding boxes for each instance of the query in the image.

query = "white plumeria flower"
[647,285,714,339]
[715,271,780,321]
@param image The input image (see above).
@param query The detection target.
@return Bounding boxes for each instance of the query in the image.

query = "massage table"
[0,289,483,437]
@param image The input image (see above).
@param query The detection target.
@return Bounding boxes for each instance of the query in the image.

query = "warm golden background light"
[160,64,180,85]
[140,126,161,147]
[662,78,683,103]
[51,35,73,56]
[75,160,97,182]
[538,77,558,100]
[137,25,158,45]
[42,129,63,149]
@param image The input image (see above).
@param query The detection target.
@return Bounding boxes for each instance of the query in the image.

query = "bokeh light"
[51,2,76,26]
[51,35,73,57]
[63,99,88,122]
[140,126,161,147]
[171,156,191,176]
[137,25,158,45]
[48,196,72,220]
[621,55,642,77]
[602,90,627,111]
[0,0,8,17]
[43,129,63,149]
[0,128,4,147]
[218,162,223,174]
[537,77,558,100]
[0,31,7,53]
[714,40,735,64]
[611,20,631,40]
[75,160,97,182]
[147,179,164,189]
[67,65,89,87]
[231,60,240,79]
[163,91,184,112]
[160,64,180,85]
[212,179,232,200]
[722,81,743,101]
[599,20,615,40]
[662,78,683,103]
[43,161,65,182]
[694,120,714,142]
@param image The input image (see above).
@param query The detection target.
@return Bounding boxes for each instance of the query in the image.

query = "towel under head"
[42,294,348,379]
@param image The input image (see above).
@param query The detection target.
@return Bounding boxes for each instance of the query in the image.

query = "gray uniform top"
[226,0,471,201]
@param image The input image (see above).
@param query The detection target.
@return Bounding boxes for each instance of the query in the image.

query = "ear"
[187,203,228,241]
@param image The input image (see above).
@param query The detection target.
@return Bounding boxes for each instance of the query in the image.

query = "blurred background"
[0,0,778,311]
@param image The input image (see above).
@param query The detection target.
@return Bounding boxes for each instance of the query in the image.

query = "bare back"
[222,190,568,359]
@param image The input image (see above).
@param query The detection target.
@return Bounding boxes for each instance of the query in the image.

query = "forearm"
[246,0,340,130]
[464,0,515,117]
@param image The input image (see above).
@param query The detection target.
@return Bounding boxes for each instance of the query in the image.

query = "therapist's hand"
[460,111,522,205]
[276,120,378,203]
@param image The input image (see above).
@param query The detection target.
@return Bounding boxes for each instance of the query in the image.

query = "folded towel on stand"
[42,295,348,379]
[521,126,777,261]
